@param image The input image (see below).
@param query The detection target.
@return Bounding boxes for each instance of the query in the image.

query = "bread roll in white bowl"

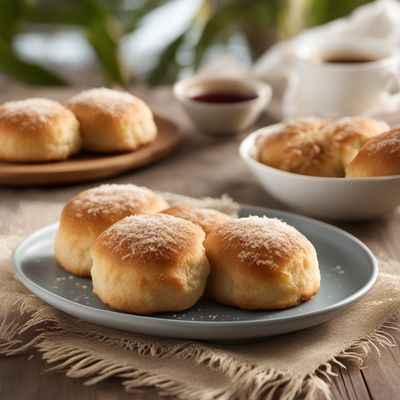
[239,123,400,221]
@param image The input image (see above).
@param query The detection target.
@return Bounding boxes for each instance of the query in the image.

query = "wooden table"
[0,86,399,399]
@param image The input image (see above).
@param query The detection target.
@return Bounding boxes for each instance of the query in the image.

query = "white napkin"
[252,0,400,124]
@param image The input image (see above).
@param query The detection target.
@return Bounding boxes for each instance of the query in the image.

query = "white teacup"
[294,37,400,117]
[174,77,272,135]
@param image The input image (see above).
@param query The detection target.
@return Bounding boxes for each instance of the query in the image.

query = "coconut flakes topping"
[67,88,140,115]
[217,216,308,268]
[0,98,66,130]
[101,214,198,261]
[71,184,158,218]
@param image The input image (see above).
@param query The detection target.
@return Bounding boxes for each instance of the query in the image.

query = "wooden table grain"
[0,85,399,399]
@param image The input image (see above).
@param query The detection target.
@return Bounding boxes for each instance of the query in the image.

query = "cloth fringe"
[0,287,399,400]
[158,192,240,217]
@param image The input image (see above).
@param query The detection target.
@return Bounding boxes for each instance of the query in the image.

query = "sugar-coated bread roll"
[346,127,400,177]
[67,88,157,153]
[55,184,168,277]
[0,98,81,162]
[91,214,210,314]
[204,216,320,310]
[258,117,388,177]
[160,205,231,234]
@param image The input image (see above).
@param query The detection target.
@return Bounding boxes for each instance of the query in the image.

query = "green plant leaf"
[26,0,129,86]
[85,17,127,86]
[0,0,26,39]
[83,0,128,86]
[114,0,165,33]
[0,36,68,85]
[192,0,278,68]
[147,31,187,85]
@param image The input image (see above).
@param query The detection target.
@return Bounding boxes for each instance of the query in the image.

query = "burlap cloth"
[0,194,399,400]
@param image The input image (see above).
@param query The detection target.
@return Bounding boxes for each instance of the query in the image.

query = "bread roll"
[346,127,400,177]
[258,118,333,176]
[91,214,210,314]
[321,117,389,175]
[160,205,231,234]
[258,117,388,177]
[67,88,157,153]
[0,98,81,162]
[55,184,168,277]
[204,216,320,310]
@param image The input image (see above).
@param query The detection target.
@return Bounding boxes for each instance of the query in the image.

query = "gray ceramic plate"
[12,206,378,341]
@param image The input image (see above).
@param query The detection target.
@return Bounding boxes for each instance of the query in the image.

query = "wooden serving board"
[0,114,181,186]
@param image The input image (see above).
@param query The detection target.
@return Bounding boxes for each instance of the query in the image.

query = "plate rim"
[12,205,379,328]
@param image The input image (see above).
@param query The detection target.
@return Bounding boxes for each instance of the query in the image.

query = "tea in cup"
[294,37,399,116]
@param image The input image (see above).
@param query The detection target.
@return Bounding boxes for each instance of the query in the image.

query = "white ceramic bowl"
[174,77,272,136]
[239,123,400,221]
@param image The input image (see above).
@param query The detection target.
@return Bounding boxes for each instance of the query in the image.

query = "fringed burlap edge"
[0,283,399,400]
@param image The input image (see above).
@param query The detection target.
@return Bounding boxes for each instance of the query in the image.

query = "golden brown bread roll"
[321,117,389,175]
[55,184,168,277]
[91,214,210,314]
[258,118,331,176]
[67,88,157,153]
[204,216,320,310]
[346,127,400,177]
[258,117,388,177]
[160,205,231,234]
[0,98,81,162]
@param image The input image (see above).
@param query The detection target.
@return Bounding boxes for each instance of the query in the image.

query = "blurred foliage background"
[0,0,373,86]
